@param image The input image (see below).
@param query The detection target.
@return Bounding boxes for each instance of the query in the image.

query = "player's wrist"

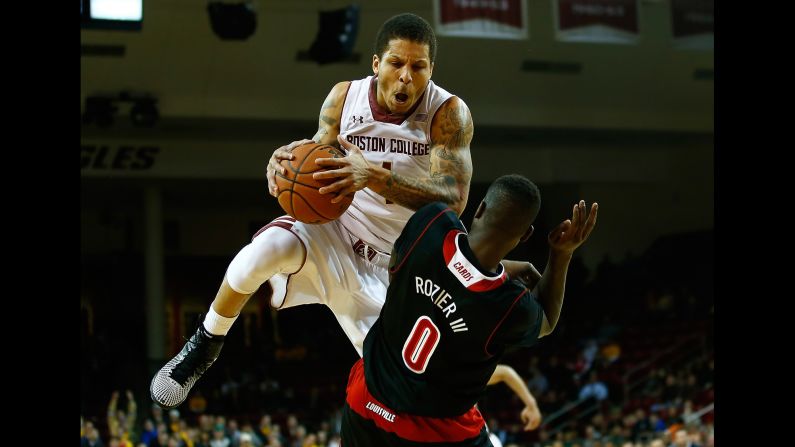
[367,163,391,191]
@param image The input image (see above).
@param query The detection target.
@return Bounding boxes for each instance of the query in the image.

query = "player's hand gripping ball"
[274,142,355,224]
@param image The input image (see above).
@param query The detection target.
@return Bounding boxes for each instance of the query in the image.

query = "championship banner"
[434,0,528,40]
[555,0,639,44]
[672,0,713,50]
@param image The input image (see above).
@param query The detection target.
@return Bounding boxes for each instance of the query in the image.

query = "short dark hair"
[483,174,541,226]
[374,13,437,63]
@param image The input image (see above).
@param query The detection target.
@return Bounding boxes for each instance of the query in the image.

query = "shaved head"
[479,174,541,236]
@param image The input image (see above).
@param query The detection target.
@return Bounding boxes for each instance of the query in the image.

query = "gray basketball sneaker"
[150,324,224,409]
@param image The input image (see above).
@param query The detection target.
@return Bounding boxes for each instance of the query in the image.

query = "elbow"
[538,314,556,338]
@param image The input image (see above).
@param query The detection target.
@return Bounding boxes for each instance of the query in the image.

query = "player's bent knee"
[226,227,305,294]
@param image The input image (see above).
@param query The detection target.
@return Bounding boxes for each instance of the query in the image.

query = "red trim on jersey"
[339,81,353,139]
[389,208,453,274]
[442,229,460,265]
[345,358,485,443]
[484,289,528,357]
[252,216,296,241]
[442,230,508,292]
[368,76,425,125]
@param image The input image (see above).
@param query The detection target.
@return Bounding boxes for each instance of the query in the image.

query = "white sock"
[203,307,238,336]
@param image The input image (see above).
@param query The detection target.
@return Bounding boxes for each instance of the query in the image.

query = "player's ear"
[520,225,534,243]
[473,201,486,219]
[372,54,380,75]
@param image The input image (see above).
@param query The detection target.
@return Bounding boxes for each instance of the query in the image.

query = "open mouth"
[394,93,409,104]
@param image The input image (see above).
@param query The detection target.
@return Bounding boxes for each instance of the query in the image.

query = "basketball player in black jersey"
[340,174,598,446]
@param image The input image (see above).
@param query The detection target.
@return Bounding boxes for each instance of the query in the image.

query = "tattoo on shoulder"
[431,171,457,187]
[321,93,337,111]
[438,102,473,150]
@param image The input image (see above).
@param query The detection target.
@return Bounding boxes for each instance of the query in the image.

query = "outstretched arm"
[536,200,598,337]
[313,96,473,215]
[487,364,541,431]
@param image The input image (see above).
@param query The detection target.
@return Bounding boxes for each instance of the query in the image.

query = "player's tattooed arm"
[266,82,349,197]
[312,81,350,149]
[375,97,473,215]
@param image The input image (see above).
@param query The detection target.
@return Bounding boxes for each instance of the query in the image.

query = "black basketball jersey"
[363,202,545,418]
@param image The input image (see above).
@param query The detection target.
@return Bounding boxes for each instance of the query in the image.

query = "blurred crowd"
[82,232,714,447]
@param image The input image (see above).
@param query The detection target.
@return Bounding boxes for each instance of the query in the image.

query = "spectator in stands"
[649,412,666,434]
[527,364,549,396]
[139,419,158,446]
[198,414,214,433]
[631,408,651,440]
[174,419,193,446]
[210,426,231,447]
[669,428,700,447]
[487,417,508,446]
[579,371,609,402]
[270,424,287,446]
[108,390,137,444]
[239,424,263,447]
[226,419,242,445]
[256,414,273,444]
[154,431,170,447]
[81,425,105,447]
[150,403,166,426]
[582,424,601,447]
[240,432,255,447]
[167,409,182,434]
[196,430,212,447]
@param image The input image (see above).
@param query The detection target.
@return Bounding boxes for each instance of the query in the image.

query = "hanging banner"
[434,0,528,40]
[555,0,639,44]
[672,0,713,50]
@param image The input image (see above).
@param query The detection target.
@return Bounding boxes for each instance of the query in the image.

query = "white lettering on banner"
[453,0,509,10]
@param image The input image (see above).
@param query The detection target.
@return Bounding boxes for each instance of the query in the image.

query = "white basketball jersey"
[338,75,453,253]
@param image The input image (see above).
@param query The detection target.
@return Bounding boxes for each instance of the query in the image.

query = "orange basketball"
[274,142,355,224]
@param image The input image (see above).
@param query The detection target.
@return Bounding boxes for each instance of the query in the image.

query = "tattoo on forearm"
[380,101,473,211]
[382,171,459,211]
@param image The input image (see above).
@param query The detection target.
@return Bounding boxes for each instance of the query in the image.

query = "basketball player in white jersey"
[151,13,541,409]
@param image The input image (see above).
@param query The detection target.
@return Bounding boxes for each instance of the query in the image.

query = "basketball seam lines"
[289,144,322,218]
[280,144,345,223]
